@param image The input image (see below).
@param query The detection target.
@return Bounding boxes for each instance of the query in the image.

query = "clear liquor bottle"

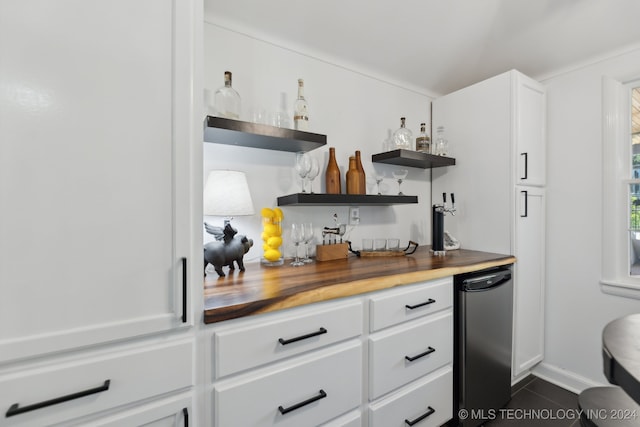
[434,126,449,156]
[416,122,431,153]
[214,71,241,120]
[392,117,412,150]
[294,78,309,131]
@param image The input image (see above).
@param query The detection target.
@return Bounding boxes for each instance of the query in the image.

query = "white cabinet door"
[76,396,192,427]
[0,0,195,363]
[512,187,545,377]
[515,73,546,187]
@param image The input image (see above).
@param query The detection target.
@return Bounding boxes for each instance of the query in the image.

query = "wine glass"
[295,152,311,193]
[290,223,305,266]
[302,222,314,263]
[306,157,320,193]
[373,171,385,195]
[392,169,408,195]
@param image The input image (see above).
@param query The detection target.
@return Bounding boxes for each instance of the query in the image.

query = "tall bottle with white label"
[214,71,241,119]
[294,78,309,131]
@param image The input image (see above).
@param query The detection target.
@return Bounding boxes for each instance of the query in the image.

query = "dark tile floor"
[482,375,582,427]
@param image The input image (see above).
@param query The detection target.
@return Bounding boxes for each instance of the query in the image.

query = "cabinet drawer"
[369,278,452,332]
[369,366,453,427]
[213,300,362,378]
[320,410,361,427]
[0,341,192,427]
[214,342,362,427]
[369,311,452,399]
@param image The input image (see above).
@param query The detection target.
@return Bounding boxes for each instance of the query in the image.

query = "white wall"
[537,47,640,390]
[203,22,433,262]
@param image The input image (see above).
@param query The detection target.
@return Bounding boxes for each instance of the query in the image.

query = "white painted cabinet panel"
[369,277,452,332]
[513,187,545,376]
[369,367,453,427]
[0,341,193,427]
[0,0,194,363]
[369,311,453,400]
[213,300,362,378]
[515,73,546,187]
[72,396,192,427]
[213,342,362,427]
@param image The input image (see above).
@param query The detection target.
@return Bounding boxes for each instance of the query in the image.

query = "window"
[601,76,640,299]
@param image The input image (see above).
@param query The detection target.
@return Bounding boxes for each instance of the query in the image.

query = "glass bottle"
[392,117,412,150]
[346,156,359,194]
[434,126,449,156]
[355,150,366,194]
[213,71,241,120]
[325,147,341,194]
[416,122,431,153]
[294,78,309,131]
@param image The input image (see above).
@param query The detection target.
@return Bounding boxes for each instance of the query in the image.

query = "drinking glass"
[306,157,320,193]
[295,152,311,193]
[392,169,409,195]
[302,222,314,263]
[373,171,385,195]
[290,223,305,266]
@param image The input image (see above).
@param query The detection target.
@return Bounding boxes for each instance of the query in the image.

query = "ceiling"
[204,0,640,96]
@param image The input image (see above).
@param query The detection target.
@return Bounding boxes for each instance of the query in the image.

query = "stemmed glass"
[306,157,320,193]
[290,223,305,266]
[295,152,311,193]
[302,222,314,263]
[392,169,408,195]
[373,171,385,195]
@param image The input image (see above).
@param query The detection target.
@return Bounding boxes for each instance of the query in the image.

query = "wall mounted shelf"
[372,149,455,169]
[204,116,326,153]
[277,193,418,206]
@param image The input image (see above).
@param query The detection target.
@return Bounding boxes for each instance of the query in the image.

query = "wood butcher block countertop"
[204,246,515,324]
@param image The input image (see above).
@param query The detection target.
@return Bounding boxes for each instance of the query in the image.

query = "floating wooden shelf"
[372,149,455,169]
[204,116,326,153]
[277,193,418,206]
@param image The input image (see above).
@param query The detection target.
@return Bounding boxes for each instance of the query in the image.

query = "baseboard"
[531,362,607,394]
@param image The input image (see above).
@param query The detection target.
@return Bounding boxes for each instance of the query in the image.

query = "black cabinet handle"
[6,379,111,418]
[405,406,435,426]
[520,191,528,218]
[181,257,187,323]
[278,389,327,415]
[521,152,528,180]
[183,407,189,427]
[278,327,327,345]
[405,346,436,362]
[405,299,436,310]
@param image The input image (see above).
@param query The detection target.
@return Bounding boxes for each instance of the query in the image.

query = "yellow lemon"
[263,243,271,251]
[273,207,284,219]
[267,236,282,248]
[263,223,279,236]
[261,231,270,242]
[261,207,274,218]
[263,249,281,262]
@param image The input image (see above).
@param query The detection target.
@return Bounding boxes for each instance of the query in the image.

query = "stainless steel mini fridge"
[453,266,513,427]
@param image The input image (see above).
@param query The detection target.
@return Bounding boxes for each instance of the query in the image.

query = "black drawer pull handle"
[181,257,187,323]
[405,346,436,362]
[6,379,111,418]
[521,152,528,180]
[278,389,327,415]
[183,407,189,427]
[278,327,327,345]
[405,406,435,426]
[405,299,435,310]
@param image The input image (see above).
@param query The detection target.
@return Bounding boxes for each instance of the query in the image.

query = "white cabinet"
[207,278,455,426]
[0,0,195,362]
[432,69,546,381]
[513,187,546,375]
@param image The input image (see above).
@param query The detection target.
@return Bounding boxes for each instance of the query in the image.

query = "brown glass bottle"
[325,147,341,194]
[346,156,359,194]
[355,150,366,195]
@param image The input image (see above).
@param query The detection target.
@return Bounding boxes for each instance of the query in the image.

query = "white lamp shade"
[203,170,255,216]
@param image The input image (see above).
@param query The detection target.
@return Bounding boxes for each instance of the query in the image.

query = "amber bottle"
[355,150,366,194]
[325,147,341,194]
[346,156,359,194]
